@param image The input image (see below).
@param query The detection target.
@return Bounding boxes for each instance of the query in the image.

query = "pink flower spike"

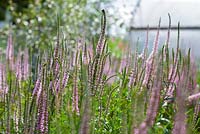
[72,86,80,115]
[6,32,14,70]
[23,48,29,80]
[32,79,41,96]
[188,92,200,102]
[55,79,60,93]
[62,72,69,89]
[142,19,161,86]
[0,64,8,95]
[15,53,22,82]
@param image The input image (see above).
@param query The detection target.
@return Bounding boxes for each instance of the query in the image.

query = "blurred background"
[0,0,200,57]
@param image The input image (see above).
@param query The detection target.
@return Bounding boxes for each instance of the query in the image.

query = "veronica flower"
[142,19,160,87]
[135,60,162,134]
[192,102,200,130]
[55,79,60,94]
[6,32,14,70]
[0,63,8,96]
[72,50,80,115]
[14,110,19,133]
[172,68,188,134]
[163,14,171,61]
[72,70,80,115]
[15,52,22,82]
[188,92,200,102]
[33,68,43,104]
[134,122,147,134]
[36,91,48,134]
[96,10,106,55]
[142,57,153,86]
[89,11,107,94]
[54,59,60,78]
[146,69,162,125]
[23,48,29,79]
[172,109,186,134]
[15,48,29,83]
[62,71,69,89]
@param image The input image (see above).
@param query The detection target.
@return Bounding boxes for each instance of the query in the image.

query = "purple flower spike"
[62,72,69,89]
[36,91,48,134]
[0,64,8,95]
[142,19,161,87]
[23,48,29,80]
[6,32,14,70]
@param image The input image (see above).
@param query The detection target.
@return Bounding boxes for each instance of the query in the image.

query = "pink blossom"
[188,92,200,102]
[23,48,29,79]
[142,19,160,86]
[0,64,8,95]
[72,74,80,115]
[36,92,48,133]
[6,32,14,70]
[62,71,69,89]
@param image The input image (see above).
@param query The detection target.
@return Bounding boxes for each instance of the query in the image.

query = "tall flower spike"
[16,52,22,82]
[188,92,200,102]
[142,18,161,86]
[72,51,80,115]
[62,71,69,89]
[36,91,48,134]
[135,58,162,134]
[172,71,187,134]
[96,10,106,54]
[6,32,14,70]
[164,14,171,77]
[151,18,161,57]
[0,63,8,96]
[192,101,200,130]
[167,24,181,85]
[53,17,61,78]
[72,72,80,115]
[168,22,180,82]
[54,78,60,94]
[23,48,29,80]
[32,67,42,104]
[90,10,107,94]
